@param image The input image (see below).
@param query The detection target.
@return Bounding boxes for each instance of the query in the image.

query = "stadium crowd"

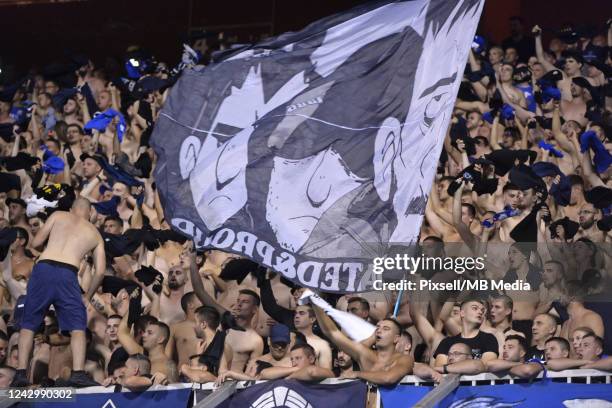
[0,15,611,391]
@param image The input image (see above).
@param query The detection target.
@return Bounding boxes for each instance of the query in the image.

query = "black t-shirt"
[434,331,499,360]
[525,345,546,361]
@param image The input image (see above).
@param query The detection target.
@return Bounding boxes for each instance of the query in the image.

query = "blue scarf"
[580,130,612,173]
[84,108,127,142]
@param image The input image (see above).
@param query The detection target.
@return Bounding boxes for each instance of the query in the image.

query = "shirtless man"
[546,333,604,371]
[346,297,372,322]
[575,203,605,242]
[310,296,413,385]
[487,183,524,245]
[6,199,31,240]
[336,350,356,377]
[12,198,106,387]
[258,344,334,381]
[497,63,527,108]
[105,315,122,353]
[294,305,332,369]
[119,318,178,383]
[62,99,83,127]
[481,294,513,355]
[561,78,589,127]
[142,322,178,383]
[188,247,264,374]
[535,261,566,315]
[78,154,104,202]
[160,264,189,325]
[562,176,588,221]
[503,243,542,342]
[534,26,583,102]
[10,227,34,281]
[466,111,484,138]
[560,286,604,341]
[245,323,292,377]
[180,305,231,383]
[165,292,202,368]
[225,290,264,373]
[109,354,159,390]
[337,291,391,323]
[64,124,84,169]
[425,177,463,242]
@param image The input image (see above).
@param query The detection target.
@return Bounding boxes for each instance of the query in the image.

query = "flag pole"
[393,288,403,317]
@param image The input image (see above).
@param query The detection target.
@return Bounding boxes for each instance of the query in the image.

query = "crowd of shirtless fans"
[0,17,611,390]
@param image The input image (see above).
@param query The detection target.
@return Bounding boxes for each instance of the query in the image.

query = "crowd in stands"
[0,15,610,390]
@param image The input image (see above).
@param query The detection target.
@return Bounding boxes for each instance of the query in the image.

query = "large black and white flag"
[151,0,484,292]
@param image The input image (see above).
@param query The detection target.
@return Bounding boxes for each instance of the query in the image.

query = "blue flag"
[380,382,612,408]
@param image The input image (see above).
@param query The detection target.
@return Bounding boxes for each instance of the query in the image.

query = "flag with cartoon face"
[152,0,484,293]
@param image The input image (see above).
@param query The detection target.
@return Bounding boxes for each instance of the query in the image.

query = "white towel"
[299,289,376,342]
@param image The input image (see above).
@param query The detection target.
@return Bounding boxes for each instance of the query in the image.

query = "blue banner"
[218,379,367,407]
[13,387,191,408]
[380,382,612,408]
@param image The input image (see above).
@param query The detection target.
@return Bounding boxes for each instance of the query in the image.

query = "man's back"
[38,212,100,268]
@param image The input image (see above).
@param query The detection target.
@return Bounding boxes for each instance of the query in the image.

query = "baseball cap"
[269,323,290,344]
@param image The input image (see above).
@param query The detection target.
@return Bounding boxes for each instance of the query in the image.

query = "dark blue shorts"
[21,260,86,332]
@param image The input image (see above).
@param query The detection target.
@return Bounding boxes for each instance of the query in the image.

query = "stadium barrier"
[0,370,610,407]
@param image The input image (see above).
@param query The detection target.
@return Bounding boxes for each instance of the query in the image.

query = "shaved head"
[72,197,91,217]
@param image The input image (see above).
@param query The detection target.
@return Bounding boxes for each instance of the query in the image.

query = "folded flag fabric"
[84,108,127,142]
[580,130,612,173]
[93,196,120,217]
[538,140,564,157]
[541,86,562,103]
[532,161,571,206]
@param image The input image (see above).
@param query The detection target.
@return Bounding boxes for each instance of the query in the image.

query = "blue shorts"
[21,260,87,332]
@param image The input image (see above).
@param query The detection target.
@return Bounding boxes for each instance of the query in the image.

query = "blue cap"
[269,323,290,344]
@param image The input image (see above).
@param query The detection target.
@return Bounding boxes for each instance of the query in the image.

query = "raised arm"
[311,303,371,364]
[533,26,556,73]
[258,274,295,327]
[409,295,443,351]
[117,312,144,355]
[452,181,477,251]
[489,115,502,150]
[187,245,229,315]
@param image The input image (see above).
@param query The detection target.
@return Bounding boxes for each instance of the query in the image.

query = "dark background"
[0,0,607,82]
